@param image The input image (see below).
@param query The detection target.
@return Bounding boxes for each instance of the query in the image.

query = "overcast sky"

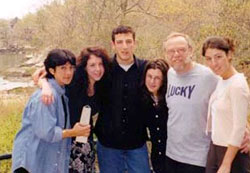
[0,0,51,19]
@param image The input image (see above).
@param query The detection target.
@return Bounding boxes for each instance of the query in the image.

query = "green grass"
[0,113,22,173]
[0,89,33,173]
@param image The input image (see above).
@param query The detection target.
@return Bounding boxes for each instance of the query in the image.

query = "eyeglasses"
[166,48,188,56]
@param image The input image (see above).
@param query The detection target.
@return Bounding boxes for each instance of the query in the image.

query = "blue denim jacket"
[12,79,71,173]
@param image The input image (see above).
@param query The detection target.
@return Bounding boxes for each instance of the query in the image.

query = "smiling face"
[163,36,193,74]
[204,48,232,78]
[112,33,136,65]
[86,54,105,84]
[145,68,163,97]
[49,62,75,86]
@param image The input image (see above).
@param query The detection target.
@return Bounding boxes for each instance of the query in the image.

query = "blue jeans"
[97,141,150,173]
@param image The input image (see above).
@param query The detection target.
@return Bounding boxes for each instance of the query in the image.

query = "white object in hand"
[75,105,91,143]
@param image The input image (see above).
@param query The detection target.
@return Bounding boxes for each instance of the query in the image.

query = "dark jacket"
[94,55,148,149]
[143,97,168,173]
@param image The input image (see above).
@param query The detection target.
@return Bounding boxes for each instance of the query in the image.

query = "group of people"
[11,25,250,173]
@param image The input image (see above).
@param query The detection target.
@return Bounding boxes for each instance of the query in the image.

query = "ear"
[188,46,194,57]
[49,68,55,76]
[111,41,115,51]
[228,51,233,62]
[133,40,137,49]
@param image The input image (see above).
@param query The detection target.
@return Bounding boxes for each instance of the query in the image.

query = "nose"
[150,78,155,84]
[172,53,180,61]
[211,58,217,66]
[172,50,181,59]
[173,50,179,55]
[209,58,219,71]
[122,42,128,49]
[66,67,73,76]
[95,65,101,72]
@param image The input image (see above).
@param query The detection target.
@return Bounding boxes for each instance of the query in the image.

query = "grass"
[0,88,34,173]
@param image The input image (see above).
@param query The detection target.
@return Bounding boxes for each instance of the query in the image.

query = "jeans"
[97,141,150,173]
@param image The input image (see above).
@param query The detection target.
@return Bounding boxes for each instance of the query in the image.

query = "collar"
[112,54,140,69]
[48,78,65,96]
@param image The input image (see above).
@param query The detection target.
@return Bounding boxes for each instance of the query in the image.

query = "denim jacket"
[12,79,71,173]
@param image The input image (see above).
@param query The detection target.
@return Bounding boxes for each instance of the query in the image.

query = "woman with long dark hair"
[67,46,110,172]
[141,59,169,173]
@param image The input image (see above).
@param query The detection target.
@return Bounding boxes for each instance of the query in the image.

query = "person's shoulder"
[193,63,219,88]
[232,73,248,82]
[231,73,249,90]
[135,56,147,67]
[136,57,146,62]
[194,63,210,73]
[26,89,43,106]
[168,67,175,73]
[195,63,218,78]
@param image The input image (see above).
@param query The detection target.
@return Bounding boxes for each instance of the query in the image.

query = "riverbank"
[0,49,45,92]
[0,77,34,91]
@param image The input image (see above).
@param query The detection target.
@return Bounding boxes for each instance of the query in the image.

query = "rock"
[2,66,35,81]
[20,54,43,67]
[25,54,33,59]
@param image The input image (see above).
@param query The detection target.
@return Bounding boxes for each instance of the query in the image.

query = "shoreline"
[0,76,34,91]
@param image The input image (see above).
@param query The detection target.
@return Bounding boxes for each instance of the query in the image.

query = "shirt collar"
[48,78,65,95]
[112,54,139,69]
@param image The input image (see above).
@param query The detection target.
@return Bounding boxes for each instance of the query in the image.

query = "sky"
[0,0,51,19]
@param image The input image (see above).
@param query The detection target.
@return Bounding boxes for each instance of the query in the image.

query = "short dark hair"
[111,25,135,42]
[44,49,76,79]
[202,36,235,56]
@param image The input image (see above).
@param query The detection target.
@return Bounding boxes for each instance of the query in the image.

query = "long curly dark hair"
[71,46,111,95]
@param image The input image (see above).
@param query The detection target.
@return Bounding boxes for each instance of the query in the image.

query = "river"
[0,53,33,91]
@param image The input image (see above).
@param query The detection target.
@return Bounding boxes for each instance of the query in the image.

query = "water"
[0,53,25,70]
[0,53,33,91]
[0,77,33,91]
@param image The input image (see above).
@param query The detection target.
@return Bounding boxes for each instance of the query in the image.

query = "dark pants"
[14,167,29,173]
[206,143,250,173]
[165,156,205,173]
[151,155,166,173]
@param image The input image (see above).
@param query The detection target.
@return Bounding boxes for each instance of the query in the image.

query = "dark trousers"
[206,143,250,173]
[151,155,166,173]
[165,156,205,173]
[14,167,29,173]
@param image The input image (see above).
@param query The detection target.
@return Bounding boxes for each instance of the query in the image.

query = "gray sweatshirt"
[166,63,218,167]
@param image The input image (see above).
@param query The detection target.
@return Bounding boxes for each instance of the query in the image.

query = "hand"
[41,78,54,105]
[32,67,46,85]
[217,163,231,173]
[73,123,91,137]
[240,129,250,154]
